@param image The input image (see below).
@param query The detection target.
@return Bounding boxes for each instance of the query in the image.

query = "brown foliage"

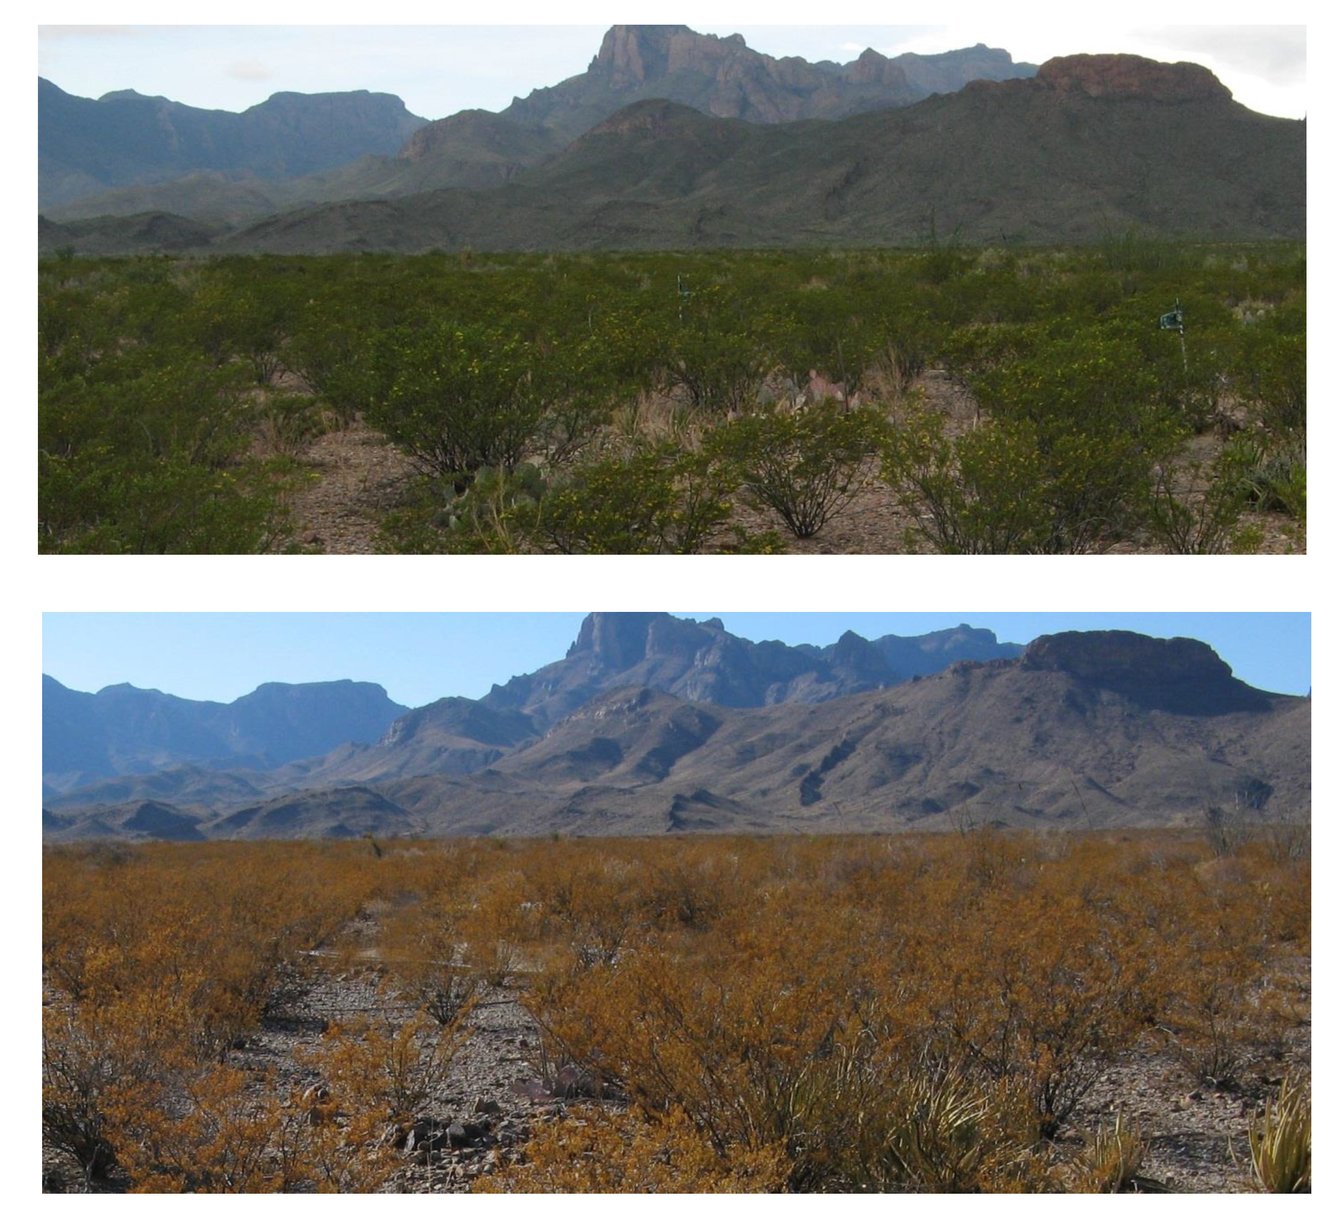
[42,831,1308,1193]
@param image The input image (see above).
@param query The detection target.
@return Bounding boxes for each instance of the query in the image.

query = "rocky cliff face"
[1035,54,1233,104]
[1021,631,1271,714]
[501,24,1030,139]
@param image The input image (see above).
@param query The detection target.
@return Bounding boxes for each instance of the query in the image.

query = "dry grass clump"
[1247,1076,1310,1193]
[1074,1113,1146,1193]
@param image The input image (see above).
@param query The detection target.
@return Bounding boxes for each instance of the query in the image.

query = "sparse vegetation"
[38,242,1304,553]
[43,831,1309,1192]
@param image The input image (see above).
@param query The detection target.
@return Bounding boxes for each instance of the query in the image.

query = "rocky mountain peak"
[593,25,697,83]
[846,47,909,88]
[1021,631,1268,714]
[569,612,673,667]
[1036,54,1232,103]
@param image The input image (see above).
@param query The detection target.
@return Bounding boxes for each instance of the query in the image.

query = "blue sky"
[42,613,1310,707]
[37,24,1307,120]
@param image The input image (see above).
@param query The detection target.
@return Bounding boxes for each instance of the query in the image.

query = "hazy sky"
[42,613,1311,707]
[37,24,1307,120]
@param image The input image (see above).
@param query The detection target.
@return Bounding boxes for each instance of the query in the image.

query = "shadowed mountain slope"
[371,633,1307,836]
[190,57,1303,254]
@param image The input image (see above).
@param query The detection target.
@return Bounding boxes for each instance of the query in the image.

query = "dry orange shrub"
[476,1105,788,1193]
[43,831,1309,1192]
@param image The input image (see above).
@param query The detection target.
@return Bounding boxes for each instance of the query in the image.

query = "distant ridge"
[41,23,1043,230]
[43,618,1308,840]
[39,77,427,208]
[44,50,1303,254]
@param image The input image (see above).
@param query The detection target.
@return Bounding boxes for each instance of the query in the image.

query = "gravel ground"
[284,419,419,555]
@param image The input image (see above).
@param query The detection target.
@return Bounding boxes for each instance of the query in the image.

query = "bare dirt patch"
[284,417,419,555]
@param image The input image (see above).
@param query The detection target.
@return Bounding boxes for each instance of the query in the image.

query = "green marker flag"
[1159,301,1184,333]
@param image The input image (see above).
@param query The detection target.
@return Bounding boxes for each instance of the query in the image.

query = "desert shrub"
[534,334,622,467]
[881,410,1050,553]
[253,392,330,457]
[1237,321,1305,437]
[379,897,480,1027]
[1145,447,1257,554]
[877,308,944,394]
[461,875,531,987]
[42,814,1309,1192]
[1248,1077,1310,1193]
[284,305,381,422]
[42,1008,136,1184]
[104,1063,284,1193]
[662,285,774,411]
[367,321,552,487]
[1154,867,1272,1084]
[707,402,889,538]
[883,388,1176,555]
[769,288,887,400]
[928,884,1156,1136]
[475,1105,788,1193]
[37,349,287,553]
[38,245,1305,554]
[511,444,774,555]
[306,1016,462,1124]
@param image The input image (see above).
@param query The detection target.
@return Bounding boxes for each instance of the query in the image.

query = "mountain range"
[42,615,1308,841]
[42,677,408,792]
[38,25,1305,253]
[39,77,427,209]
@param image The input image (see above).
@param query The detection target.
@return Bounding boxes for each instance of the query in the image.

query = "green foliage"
[883,409,1155,556]
[366,321,553,485]
[515,444,768,555]
[708,402,889,537]
[1145,446,1258,555]
[663,285,776,411]
[1237,319,1305,435]
[37,242,1305,553]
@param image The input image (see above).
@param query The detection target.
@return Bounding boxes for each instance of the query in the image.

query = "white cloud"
[226,59,274,82]
[1131,25,1305,83]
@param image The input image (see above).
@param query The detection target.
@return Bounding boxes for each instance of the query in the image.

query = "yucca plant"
[1248,1077,1311,1193]
[1077,1112,1145,1193]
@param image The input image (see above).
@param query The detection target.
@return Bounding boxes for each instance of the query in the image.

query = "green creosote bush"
[37,243,1305,555]
[881,410,1050,554]
[663,286,777,411]
[707,401,890,538]
[367,321,554,489]
[1144,446,1260,555]
[380,449,783,556]
[39,353,286,554]
[514,444,781,555]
